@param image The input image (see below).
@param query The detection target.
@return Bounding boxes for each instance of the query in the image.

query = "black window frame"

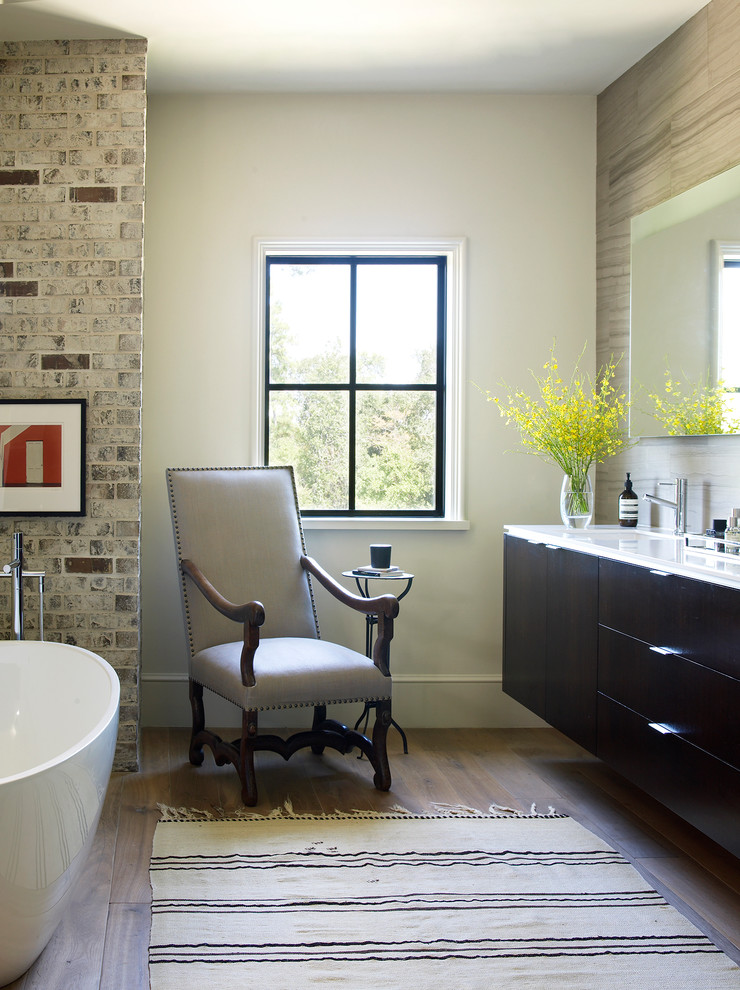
[264,253,447,517]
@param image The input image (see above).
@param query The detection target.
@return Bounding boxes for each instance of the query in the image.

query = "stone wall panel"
[596,0,740,535]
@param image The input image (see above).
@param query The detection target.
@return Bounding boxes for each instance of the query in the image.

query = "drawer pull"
[648,722,673,735]
[649,646,672,656]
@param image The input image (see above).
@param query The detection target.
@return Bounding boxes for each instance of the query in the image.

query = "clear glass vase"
[560,472,593,528]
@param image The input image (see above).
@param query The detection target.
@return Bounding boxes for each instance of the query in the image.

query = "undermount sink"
[590,526,681,538]
[560,526,683,543]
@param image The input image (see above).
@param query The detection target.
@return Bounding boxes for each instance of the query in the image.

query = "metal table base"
[343,569,414,755]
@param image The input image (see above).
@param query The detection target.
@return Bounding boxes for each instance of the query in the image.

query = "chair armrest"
[300,555,399,618]
[181,559,264,687]
[300,554,398,677]
[181,559,265,626]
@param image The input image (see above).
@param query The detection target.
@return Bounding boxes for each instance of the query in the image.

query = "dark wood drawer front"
[503,536,547,718]
[598,626,740,770]
[599,557,740,680]
[597,695,740,859]
[599,557,669,643]
[546,546,598,754]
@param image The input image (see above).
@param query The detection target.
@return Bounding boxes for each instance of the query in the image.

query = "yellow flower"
[647,368,739,435]
[476,342,633,489]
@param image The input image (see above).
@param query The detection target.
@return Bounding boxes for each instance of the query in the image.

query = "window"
[256,240,465,522]
[715,241,740,425]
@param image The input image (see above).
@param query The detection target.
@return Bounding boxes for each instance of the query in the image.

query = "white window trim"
[252,236,468,530]
[713,239,740,387]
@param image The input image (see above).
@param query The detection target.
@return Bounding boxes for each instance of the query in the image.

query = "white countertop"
[504,524,740,590]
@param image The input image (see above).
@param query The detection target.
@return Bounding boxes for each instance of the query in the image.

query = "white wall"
[141,92,596,728]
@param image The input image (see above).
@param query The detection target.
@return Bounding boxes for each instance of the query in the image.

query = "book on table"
[353,565,401,576]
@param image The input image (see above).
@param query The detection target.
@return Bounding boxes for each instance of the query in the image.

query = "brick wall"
[0,39,146,770]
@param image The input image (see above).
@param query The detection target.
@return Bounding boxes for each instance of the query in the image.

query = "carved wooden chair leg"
[371,699,392,792]
[311,704,327,754]
[188,679,206,766]
[239,709,259,806]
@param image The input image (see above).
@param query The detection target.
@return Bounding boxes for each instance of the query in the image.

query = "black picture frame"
[0,399,86,516]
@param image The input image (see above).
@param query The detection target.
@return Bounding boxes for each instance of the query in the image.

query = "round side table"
[342,567,414,754]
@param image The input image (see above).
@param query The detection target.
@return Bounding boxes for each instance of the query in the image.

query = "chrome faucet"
[643,478,688,535]
[3,531,23,640]
[1,531,46,640]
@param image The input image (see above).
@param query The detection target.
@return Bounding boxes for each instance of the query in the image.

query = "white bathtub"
[0,641,120,986]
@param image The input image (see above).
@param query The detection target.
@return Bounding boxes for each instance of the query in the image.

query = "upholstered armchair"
[166,466,400,805]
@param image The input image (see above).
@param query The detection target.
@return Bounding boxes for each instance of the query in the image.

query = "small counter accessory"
[714,518,727,552]
[726,510,740,555]
[618,472,638,527]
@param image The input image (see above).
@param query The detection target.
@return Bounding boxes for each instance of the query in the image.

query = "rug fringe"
[157,799,564,822]
[432,802,562,818]
[156,800,417,822]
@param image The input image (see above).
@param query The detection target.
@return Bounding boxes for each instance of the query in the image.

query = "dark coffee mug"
[370,544,392,569]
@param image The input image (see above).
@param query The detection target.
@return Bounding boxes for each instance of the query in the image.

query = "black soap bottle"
[618,472,638,527]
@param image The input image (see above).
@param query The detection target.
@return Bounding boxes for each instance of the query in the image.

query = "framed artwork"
[0,399,86,516]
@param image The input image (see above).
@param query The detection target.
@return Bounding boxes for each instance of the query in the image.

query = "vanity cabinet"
[503,534,598,753]
[503,531,740,858]
[598,558,740,857]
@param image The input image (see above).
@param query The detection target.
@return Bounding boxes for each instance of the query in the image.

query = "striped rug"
[148,808,740,989]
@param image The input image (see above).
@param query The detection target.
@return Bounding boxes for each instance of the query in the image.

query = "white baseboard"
[140,671,545,730]
[141,672,503,684]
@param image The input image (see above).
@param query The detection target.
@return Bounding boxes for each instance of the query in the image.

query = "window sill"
[301,516,470,531]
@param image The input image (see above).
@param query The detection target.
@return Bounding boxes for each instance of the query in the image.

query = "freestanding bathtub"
[0,641,120,986]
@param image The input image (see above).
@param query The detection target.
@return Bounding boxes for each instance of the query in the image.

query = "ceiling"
[0,0,709,94]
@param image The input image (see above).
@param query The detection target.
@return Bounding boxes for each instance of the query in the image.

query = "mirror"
[629,161,740,437]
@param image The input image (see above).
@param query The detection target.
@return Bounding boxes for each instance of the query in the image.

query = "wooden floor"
[8,725,740,988]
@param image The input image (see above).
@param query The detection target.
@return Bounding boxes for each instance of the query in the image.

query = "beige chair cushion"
[191,637,392,711]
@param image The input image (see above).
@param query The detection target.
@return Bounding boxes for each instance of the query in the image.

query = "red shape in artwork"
[0,424,63,487]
